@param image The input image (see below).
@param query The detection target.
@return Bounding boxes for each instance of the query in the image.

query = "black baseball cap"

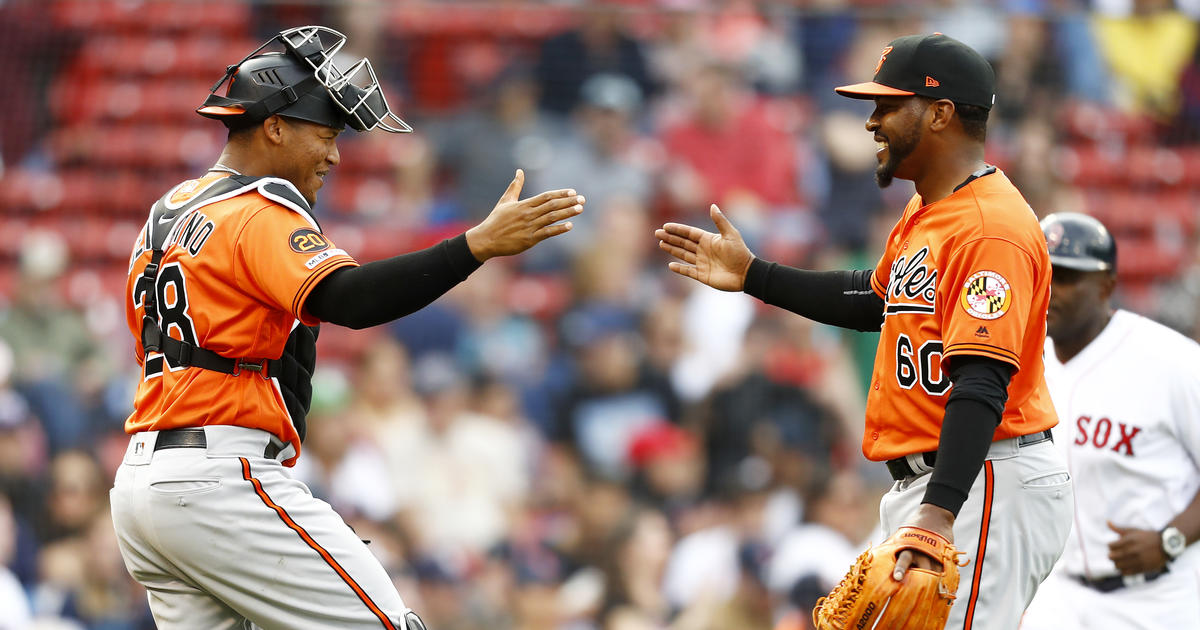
[835,33,996,110]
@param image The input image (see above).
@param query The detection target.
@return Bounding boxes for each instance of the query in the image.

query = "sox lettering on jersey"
[1073,415,1141,456]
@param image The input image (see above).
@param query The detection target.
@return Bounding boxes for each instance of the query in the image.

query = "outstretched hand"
[655,204,754,291]
[466,169,585,261]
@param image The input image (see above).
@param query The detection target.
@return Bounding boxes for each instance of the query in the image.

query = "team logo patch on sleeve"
[961,271,1012,320]
[289,228,331,253]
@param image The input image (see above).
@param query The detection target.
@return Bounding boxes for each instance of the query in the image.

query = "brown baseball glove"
[813,526,966,630]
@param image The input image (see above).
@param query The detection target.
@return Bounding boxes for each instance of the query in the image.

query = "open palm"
[655,204,754,291]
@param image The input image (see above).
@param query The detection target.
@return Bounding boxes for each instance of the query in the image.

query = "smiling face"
[274,116,341,204]
[866,95,931,188]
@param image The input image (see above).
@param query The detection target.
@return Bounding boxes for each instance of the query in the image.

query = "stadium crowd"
[2,0,1200,628]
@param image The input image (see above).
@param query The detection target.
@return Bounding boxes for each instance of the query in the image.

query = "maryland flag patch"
[961,271,1012,320]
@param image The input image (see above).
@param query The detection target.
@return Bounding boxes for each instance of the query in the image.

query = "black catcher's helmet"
[198,26,411,134]
[1040,212,1117,273]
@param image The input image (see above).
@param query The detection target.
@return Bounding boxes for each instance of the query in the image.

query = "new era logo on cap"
[835,33,996,110]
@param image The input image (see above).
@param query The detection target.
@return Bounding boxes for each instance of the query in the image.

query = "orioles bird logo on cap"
[874,46,893,75]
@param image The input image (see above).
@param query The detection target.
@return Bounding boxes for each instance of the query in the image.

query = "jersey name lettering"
[885,246,937,314]
[171,211,216,257]
[1073,415,1141,456]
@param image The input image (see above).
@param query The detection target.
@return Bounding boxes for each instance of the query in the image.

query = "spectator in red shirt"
[658,62,802,224]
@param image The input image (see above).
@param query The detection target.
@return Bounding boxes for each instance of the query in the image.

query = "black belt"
[1073,567,1168,593]
[885,429,1054,481]
[153,428,284,459]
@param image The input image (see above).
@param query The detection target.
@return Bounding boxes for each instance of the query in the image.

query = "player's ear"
[1099,271,1118,300]
[928,99,954,133]
[262,115,286,146]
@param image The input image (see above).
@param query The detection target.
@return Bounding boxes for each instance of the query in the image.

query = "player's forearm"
[742,259,885,331]
[1168,486,1200,546]
[305,234,482,329]
[922,356,1013,516]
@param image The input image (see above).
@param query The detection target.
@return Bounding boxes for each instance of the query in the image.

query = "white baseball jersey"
[1042,309,1200,578]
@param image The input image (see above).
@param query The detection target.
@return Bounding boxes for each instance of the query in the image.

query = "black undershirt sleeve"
[742,258,885,332]
[922,355,1014,516]
[304,234,482,329]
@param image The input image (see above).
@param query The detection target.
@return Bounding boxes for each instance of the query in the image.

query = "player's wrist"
[1161,525,1187,561]
[464,226,493,262]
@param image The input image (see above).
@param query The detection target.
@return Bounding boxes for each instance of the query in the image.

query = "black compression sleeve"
[922,356,1014,516]
[305,234,482,329]
[742,258,885,332]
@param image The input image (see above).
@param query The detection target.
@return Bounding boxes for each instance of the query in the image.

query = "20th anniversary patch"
[961,271,1011,320]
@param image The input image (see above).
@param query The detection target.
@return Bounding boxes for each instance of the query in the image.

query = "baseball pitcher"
[657,33,1073,629]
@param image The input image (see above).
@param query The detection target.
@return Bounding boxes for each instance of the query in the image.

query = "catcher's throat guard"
[198,26,412,134]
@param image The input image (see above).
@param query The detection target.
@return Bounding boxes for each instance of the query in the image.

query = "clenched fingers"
[894,550,914,581]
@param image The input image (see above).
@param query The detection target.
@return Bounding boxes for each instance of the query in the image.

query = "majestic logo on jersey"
[885,247,937,315]
[289,228,331,253]
[961,270,1011,320]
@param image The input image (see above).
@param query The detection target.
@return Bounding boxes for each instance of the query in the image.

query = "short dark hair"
[954,102,989,142]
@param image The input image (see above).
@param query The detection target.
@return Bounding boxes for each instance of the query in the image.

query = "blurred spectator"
[0,386,43,588]
[529,73,659,265]
[534,2,652,116]
[34,512,151,629]
[393,355,533,557]
[669,282,757,403]
[598,507,674,628]
[553,304,680,480]
[33,451,105,546]
[292,369,398,523]
[1092,0,1199,119]
[627,422,705,513]
[451,262,549,384]
[0,232,99,454]
[793,0,859,95]
[766,470,877,615]
[0,493,32,630]
[429,65,566,221]
[699,315,849,498]
[658,61,802,225]
[813,106,888,254]
[990,12,1066,125]
[922,1,1008,62]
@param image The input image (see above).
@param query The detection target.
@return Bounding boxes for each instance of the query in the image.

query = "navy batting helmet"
[198,26,411,134]
[1040,212,1117,273]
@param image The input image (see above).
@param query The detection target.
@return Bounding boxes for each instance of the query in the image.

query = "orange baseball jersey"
[123,172,358,465]
[864,169,1057,461]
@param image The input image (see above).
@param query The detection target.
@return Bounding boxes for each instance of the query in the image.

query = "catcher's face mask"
[198,26,412,134]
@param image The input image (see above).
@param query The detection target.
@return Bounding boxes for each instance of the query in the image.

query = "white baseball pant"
[110,426,411,630]
[880,437,1074,630]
